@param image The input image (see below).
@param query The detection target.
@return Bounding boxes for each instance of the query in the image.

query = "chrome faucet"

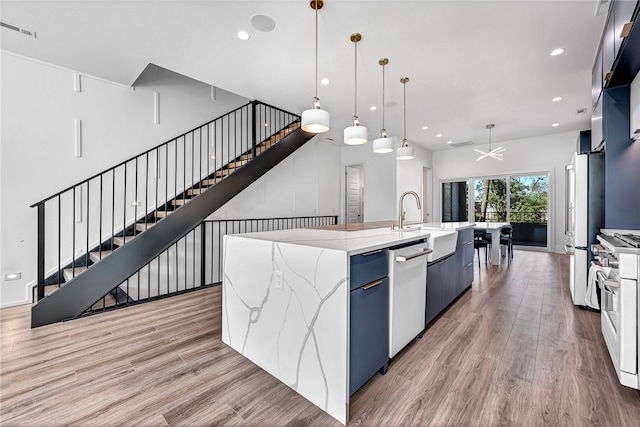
[396,190,422,229]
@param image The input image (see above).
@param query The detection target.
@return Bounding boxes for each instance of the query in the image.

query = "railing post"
[201,224,206,287]
[37,203,45,301]
[251,101,257,160]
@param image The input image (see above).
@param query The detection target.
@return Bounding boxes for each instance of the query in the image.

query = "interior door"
[346,166,363,224]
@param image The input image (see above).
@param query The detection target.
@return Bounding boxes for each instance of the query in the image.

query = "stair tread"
[135,222,157,231]
[172,198,191,206]
[113,235,135,246]
[63,266,88,281]
[33,284,61,301]
[90,250,113,262]
[187,188,206,196]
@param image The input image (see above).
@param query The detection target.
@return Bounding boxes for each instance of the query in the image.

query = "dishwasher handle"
[395,248,433,262]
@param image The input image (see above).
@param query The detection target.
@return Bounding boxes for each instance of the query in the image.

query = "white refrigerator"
[565,149,605,307]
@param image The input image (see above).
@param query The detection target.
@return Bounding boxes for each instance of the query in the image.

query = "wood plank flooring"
[2,250,639,426]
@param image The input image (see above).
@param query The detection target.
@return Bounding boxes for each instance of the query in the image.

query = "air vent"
[576,108,588,114]
[0,21,37,38]
[448,140,474,148]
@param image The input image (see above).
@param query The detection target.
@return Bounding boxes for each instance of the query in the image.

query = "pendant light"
[474,124,505,161]
[373,58,394,153]
[301,0,330,134]
[344,33,367,145]
[396,77,414,160]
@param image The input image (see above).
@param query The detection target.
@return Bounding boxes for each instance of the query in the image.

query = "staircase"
[31,101,314,327]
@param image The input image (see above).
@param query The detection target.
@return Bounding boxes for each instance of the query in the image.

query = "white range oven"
[593,230,640,390]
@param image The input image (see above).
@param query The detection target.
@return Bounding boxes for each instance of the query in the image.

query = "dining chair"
[473,229,490,267]
[499,226,513,263]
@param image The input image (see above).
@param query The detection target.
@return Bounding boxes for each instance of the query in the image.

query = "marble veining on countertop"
[229,227,432,255]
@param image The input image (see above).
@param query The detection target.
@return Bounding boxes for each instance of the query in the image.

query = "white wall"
[213,138,341,219]
[432,131,578,253]
[396,145,433,222]
[0,52,249,307]
[340,143,397,223]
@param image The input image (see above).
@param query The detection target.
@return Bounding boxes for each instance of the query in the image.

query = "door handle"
[396,249,433,262]
[362,279,383,290]
[361,249,382,256]
[596,271,619,289]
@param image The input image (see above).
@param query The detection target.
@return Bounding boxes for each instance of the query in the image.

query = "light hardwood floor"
[2,250,639,426]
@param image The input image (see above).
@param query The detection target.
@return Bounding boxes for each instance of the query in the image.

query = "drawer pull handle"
[361,249,382,256]
[396,249,433,262]
[362,280,383,290]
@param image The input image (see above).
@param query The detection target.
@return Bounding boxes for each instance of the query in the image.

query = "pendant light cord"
[403,80,407,145]
[381,63,385,131]
[314,4,318,101]
[354,39,358,118]
[489,126,492,150]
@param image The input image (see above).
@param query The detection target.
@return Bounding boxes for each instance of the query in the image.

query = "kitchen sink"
[388,224,458,261]
[424,230,458,262]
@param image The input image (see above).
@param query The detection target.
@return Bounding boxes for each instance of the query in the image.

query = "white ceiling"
[1,0,607,151]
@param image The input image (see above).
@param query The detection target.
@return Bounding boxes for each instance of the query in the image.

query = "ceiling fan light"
[344,123,368,145]
[396,144,414,160]
[373,136,394,153]
[301,105,330,133]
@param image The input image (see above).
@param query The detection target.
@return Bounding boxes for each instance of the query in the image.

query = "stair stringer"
[31,126,315,327]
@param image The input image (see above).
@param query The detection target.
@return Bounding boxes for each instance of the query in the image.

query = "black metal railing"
[83,215,338,314]
[474,210,548,223]
[31,101,299,303]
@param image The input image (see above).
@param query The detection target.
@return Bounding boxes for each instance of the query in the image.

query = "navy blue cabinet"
[425,259,442,325]
[349,251,389,395]
[425,228,474,325]
[603,85,640,230]
[454,228,474,296]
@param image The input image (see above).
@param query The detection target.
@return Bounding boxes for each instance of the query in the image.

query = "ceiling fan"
[475,124,504,161]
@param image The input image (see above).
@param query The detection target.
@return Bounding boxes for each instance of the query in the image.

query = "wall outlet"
[275,270,283,290]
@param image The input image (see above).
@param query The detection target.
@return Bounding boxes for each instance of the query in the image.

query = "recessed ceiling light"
[436,134,442,137]
[422,126,429,130]
[552,123,560,127]
[550,48,565,56]
[321,78,330,85]
[552,96,563,102]
[264,123,269,127]
[447,140,453,144]
[237,31,250,41]
[370,105,377,111]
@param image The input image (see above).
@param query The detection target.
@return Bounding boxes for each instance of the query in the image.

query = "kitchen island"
[221,222,473,424]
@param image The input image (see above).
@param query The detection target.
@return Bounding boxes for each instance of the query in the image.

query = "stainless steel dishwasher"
[388,240,431,358]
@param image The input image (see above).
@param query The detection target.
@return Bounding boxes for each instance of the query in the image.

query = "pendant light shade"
[397,77,414,160]
[373,58,394,153]
[373,133,394,153]
[301,0,330,134]
[396,144,414,160]
[344,33,367,145]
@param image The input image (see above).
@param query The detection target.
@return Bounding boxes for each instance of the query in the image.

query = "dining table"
[474,221,511,266]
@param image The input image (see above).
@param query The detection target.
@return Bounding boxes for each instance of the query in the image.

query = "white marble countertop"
[416,221,476,231]
[230,227,433,256]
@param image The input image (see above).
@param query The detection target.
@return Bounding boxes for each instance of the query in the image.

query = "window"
[442,181,468,222]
